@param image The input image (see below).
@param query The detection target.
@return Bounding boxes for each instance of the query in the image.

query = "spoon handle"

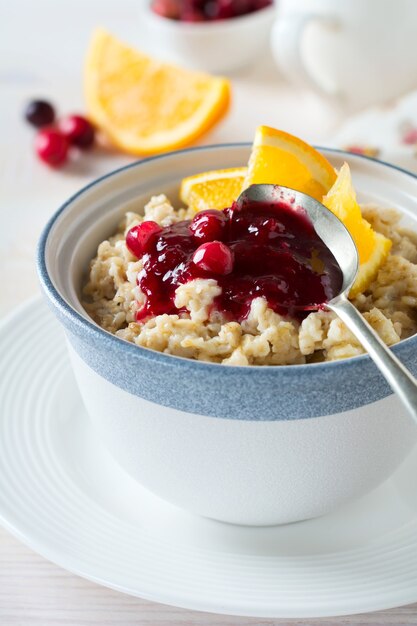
[327,295,417,422]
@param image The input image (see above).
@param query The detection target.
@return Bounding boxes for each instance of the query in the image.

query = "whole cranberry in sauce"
[192,241,234,274]
[189,209,228,243]
[126,221,163,258]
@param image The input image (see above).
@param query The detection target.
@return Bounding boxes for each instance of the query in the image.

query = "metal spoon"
[237,184,417,420]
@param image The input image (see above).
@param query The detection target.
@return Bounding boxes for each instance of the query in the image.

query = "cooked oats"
[82,195,417,365]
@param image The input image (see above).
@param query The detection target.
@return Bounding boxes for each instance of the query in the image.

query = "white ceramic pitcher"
[271,0,417,111]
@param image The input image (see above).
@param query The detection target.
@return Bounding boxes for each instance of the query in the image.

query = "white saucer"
[2,297,417,618]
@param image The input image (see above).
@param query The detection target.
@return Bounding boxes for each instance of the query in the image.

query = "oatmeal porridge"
[82,193,417,366]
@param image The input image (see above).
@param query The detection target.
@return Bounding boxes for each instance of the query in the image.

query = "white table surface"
[1,1,417,624]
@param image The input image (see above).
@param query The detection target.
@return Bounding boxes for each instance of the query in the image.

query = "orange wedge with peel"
[180,167,247,212]
[85,29,231,156]
[323,163,392,297]
[243,126,337,201]
[178,126,390,298]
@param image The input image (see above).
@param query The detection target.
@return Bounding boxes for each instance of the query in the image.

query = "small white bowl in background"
[142,3,276,74]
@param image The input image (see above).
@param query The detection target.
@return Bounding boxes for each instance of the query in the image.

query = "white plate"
[2,297,417,618]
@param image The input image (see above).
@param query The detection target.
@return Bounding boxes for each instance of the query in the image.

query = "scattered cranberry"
[151,0,273,21]
[204,0,233,18]
[126,221,162,258]
[59,115,95,149]
[192,241,234,275]
[25,100,55,128]
[181,7,206,20]
[153,0,182,17]
[185,0,206,9]
[202,1,219,17]
[210,0,250,18]
[26,99,97,168]
[35,129,69,167]
[190,209,228,243]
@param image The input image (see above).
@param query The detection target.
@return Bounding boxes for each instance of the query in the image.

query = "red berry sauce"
[126,221,162,258]
[128,195,343,322]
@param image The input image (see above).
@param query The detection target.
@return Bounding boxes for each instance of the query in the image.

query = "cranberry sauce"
[127,198,343,322]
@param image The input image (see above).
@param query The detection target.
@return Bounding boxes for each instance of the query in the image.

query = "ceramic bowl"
[142,4,276,73]
[37,144,417,526]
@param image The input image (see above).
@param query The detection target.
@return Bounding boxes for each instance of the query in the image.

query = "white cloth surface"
[332,90,417,174]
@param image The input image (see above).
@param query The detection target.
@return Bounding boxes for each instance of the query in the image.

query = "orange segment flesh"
[180,167,247,212]
[243,126,337,201]
[178,126,391,299]
[323,163,392,296]
[85,29,231,156]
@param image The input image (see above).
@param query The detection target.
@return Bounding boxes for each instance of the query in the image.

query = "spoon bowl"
[236,184,359,301]
[237,184,417,423]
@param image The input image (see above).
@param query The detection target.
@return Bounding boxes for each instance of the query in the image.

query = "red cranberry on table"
[126,221,163,258]
[192,241,234,275]
[190,209,228,243]
[34,129,69,167]
[59,115,95,149]
[25,100,55,128]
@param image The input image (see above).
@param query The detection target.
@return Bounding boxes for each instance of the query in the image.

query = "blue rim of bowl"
[37,142,417,373]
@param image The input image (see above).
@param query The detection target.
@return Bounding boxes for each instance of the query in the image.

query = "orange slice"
[180,167,247,212]
[85,29,231,156]
[323,163,392,296]
[243,126,337,201]
[178,126,390,299]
